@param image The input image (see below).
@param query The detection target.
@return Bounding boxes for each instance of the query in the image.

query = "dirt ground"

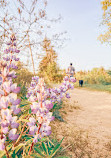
[52,88,111,158]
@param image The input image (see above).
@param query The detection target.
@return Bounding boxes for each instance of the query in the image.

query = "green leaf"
[41,137,47,142]
[52,103,57,109]
[19,119,29,123]
[24,146,30,155]
[42,142,48,155]
[20,100,29,105]
[30,153,42,158]
[34,147,45,157]
[2,156,6,158]
[12,151,16,158]
[20,103,28,107]
[29,109,31,114]
[47,138,54,146]
[17,113,29,121]
[57,156,69,158]
[53,110,64,122]
[23,136,33,141]
[25,138,33,145]
[51,138,64,157]
[14,143,24,154]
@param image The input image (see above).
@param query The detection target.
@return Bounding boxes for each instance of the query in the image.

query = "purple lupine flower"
[11,116,19,128]
[70,77,76,83]
[29,95,37,102]
[11,105,21,114]
[7,42,12,45]
[2,67,9,77]
[0,34,21,148]
[12,98,21,105]
[9,129,19,140]
[66,93,70,98]
[4,49,9,54]
[0,77,2,85]
[29,126,38,135]
[1,109,12,122]
[9,63,18,69]
[26,75,76,145]
[14,57,19,61]
[8,70,17,78]
[15,49,20,53]
[45,100,53,110]
[10,35,16,41]
[13,43,16,46]
[0,89,4,97]
[12,87,21,93]
[33,134,40,143]
[8,93,17,103]
[2,127,9,134]
[0,96,9,108]
[3,81,12,93]
[1,121,9,128]
[31,102,39,114]
[27,117,36,127]
[63,76,69,81]
[27,78,54,143]
[3,35,20,70]
[45,130,52,136]
[10,83,17,91]
[3,56,10,61]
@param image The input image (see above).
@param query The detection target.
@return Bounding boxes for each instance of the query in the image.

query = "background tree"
[0,0,48,73]
[99,0,111,44]
[0,0,65,74]
[38,37,64,83]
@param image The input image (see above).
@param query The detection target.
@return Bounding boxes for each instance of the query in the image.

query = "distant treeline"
[76,67,111,85]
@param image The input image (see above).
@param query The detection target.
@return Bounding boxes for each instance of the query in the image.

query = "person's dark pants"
[79,80,83,87]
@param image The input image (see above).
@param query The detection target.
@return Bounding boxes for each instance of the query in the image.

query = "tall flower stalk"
[27,75,76,155]
[27,77,54,155]
[0,34,21,156]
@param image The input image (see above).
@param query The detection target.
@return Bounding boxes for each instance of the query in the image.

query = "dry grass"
[51,122,110,158]
[62,99,81,112]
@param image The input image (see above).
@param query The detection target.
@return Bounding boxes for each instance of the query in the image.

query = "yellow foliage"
[99,0,111,43]
[13,61,34,86]
[38,37,64,83]
[76,67,111,85]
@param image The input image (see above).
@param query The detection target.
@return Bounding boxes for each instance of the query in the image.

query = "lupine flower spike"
[0,34,21,152]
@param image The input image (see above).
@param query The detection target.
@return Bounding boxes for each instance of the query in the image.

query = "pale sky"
[1,0,110,72]
[46,0,111,71]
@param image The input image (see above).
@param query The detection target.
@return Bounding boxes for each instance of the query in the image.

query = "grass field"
[75,82,111,93]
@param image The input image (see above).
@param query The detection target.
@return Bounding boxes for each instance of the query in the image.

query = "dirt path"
[70,88,111,141]
[52,88,111,157]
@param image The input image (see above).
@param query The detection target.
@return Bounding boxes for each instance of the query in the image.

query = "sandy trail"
[69,88,111,140]
[53,88,111,157]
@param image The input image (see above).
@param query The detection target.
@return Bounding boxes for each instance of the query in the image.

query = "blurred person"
[67,63,75,77]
